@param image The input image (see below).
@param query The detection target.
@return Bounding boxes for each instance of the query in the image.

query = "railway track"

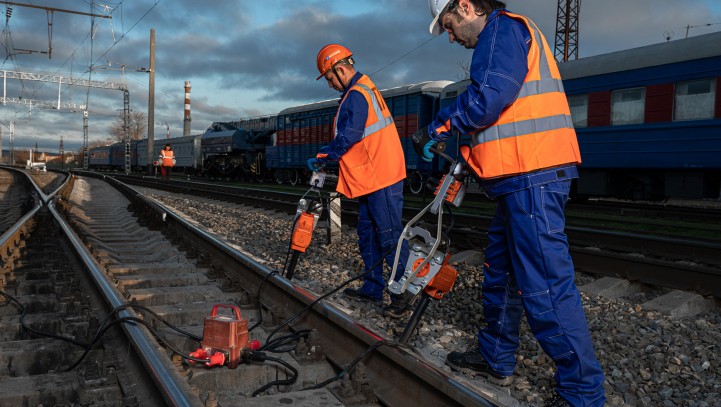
[0,169,505,406]
[0,169,34,235]
[1,169,163,406]
[106,174,721,299]
[122,178,721,406]
[136,174,721,228]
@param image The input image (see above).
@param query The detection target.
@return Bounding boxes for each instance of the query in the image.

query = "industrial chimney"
[183,81,191,136]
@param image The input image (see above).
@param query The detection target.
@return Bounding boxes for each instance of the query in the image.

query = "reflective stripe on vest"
[476,114,574,143]
[354,83,395,137]
[468,11,580,179]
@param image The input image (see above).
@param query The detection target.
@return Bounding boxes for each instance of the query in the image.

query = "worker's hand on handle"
[412,126,438,163]
[430,141,446,154]
[306,158,323,172]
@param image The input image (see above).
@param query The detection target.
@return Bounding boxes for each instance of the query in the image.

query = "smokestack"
[183,81,191,136]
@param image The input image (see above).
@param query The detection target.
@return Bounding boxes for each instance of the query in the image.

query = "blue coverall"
[429,10,605,406]
[317,72,409,301]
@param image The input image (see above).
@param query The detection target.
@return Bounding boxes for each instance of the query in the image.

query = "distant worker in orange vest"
[307,44,412,318]
[416,1,605,406]
[159,143,174,181]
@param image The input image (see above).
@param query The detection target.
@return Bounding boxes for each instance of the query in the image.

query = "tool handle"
[430,141,446,154]
[210,304,242,320]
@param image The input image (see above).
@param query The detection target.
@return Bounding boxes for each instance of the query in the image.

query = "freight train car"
[136,134,203,175]
[87,32,720,200]
[435,32,721,200]
[88,145,113,170]
[87,135,202,175]
[109,140,141,171]
[559,31,721,200]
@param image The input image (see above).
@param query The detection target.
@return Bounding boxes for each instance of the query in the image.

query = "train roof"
[149,134,202,144]
[278,80,455,116]
[89,144,113,151]
[381,80,454,98]
[559,31,721,80]
[201,129,243,139]
[279,99,338,115]
[440,79,471,99]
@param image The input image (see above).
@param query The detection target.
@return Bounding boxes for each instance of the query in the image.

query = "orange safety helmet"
[315,44,353,80]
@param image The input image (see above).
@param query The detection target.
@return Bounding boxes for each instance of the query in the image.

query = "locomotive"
[87,127,274,181]
[88,30,721,200]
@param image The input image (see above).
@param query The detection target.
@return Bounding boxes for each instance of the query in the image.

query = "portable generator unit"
[189,304,258,368]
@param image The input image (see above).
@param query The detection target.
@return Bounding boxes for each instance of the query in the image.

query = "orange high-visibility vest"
[335,75,406,199]
[160,150,174,167]
[465,11,581,179]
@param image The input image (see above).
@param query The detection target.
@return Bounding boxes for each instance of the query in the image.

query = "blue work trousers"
[478,180,606,407]
[356,180,409,299]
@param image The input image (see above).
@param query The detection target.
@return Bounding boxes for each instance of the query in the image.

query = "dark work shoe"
[343,287,382,304]
[382,293,415,318]
[382,301,411,319]
[544,392,571,407]
[445,350,513,386]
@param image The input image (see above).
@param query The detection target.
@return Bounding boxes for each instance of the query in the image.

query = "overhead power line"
[1,2,112,18]
[2,1,111,59]
[685,22,721,38]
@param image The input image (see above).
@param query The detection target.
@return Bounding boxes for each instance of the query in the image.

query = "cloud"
[1,0,720,152]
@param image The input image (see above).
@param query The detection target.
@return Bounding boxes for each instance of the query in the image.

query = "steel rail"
[97,173,721,296]
[47,196,203,407]
[94,172,504,407]
[0,198,41,262]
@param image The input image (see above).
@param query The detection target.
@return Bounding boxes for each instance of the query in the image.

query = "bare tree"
[108,111,147,141]
[13,149,29,165]
[457,59,471,81]
[87,138,116,148]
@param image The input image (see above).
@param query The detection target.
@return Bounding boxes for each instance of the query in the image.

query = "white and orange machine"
[285,171,336,280]
[388,143,468,344]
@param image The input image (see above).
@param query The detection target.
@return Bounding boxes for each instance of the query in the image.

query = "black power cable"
[107,302,203,342]
[64,315,210,372]
[0,290,210,370]
[248,270,280,333]
[261,245,395,349]
[244,350,299,397]
[281,214,301,277]
[248,244,399,398]
[304,339,400,390]
[263,329,312,354]
[0,289,90,348]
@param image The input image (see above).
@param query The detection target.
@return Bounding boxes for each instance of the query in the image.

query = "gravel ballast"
[140,188,721,407]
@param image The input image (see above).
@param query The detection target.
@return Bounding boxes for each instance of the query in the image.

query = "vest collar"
[340,72,364,100]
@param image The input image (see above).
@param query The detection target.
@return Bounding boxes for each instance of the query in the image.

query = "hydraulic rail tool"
[387,142,468,344]
[284,171,337,280]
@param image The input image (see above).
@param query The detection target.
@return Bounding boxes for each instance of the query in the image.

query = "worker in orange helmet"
[307,44,413,318]
[417,1,605,406]
[159,143,174,181]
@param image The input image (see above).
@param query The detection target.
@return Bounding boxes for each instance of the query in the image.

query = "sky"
[1,0,720,152]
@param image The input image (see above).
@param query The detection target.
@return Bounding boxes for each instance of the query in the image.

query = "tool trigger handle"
[431,142,446,154]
